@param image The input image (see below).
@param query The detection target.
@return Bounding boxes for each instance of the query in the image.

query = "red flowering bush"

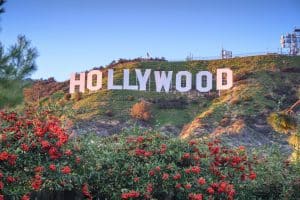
[0,110,91,199]
[0,110,299,199]
[76,131,263,200]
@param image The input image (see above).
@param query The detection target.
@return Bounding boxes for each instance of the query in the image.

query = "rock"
[159,124,181,136]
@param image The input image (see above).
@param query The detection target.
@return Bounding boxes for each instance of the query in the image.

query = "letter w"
[154,71,173,92]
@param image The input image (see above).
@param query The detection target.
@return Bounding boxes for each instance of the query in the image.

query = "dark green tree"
[0,0,5,14]
[0,35,38,107]
[0,35,38,81]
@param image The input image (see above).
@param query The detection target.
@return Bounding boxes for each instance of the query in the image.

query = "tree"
[0,35,38,82]
[0,35,38,107]
[0,0,5,15]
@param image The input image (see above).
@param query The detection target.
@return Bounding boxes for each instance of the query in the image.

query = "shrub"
[64,93,71,101]
[83,132,299,200]
[267,112,297,134]
[105,110,114,117]
[72,92,82,102]
[127,95,135,101]
[130,100,152,121]
[156,98,187,109]
[0,110,299,199]
[0,110,91,199]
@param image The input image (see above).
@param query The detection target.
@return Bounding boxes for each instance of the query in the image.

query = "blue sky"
[0,0,299,81]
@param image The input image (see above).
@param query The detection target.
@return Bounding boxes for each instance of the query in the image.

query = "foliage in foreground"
[0,35,38,108]
[0,110,299,200]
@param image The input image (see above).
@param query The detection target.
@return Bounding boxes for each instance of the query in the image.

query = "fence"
[168,51,291,62]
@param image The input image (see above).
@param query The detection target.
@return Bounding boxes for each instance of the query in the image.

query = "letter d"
[216,68,233,90]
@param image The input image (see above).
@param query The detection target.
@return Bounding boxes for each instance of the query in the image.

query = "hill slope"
[30,55,300,153]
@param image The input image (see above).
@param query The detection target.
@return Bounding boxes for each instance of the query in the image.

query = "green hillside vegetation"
[28,55,300,153]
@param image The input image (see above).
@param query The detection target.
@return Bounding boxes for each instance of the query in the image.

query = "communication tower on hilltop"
[221,48,232,59]
[280,27,300,55]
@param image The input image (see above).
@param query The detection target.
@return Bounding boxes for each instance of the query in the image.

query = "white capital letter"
[135,69,151,91]
[87,70,102,91]
[175,71,192,92]
[123,69,138,90]
[69,73,85,93]
[154,71,173,92]
[196,71,212,92]
[108,69,122,90]
[216,68,233,90]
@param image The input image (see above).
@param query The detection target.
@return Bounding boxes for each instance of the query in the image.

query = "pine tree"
[0,0,5,14]
[0,35,38,83]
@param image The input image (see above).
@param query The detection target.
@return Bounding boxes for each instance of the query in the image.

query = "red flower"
[31,175,42,190]
[249,171,256,180]
[188,193,203,200]
[144,151,153,157]
[49,164,56,171]
[121,190,140,199]
[7,176,16,183]
[0,151,9,161]
[155,166,161,172]
[173,173,181,180]
[218,181,227,193]
[185,168,191,174]
[175,183,182,189]
[149,170,155,176]
[76,157,81,164]
[238,145,245,151]
[182,153,190,159]
[189,140,197,146]
[21,194,30,200]
[136,136,144,143]
[8,154,17,166]
[133,177,139,182]
[146,183,153,193]
[34,166,44,173]
[48,147,61,160]
[207,187,214,195]
[185,183,192,190]
[82,183,92,200]
[0,134,6,142]
[0,181,3,190]
[197,177,206,185]
[160,144,167,154]
[191,166,201,174]
[64,149,72,156]
[21,143,30,152]
[61,166,71,174]
[162,173,169,180]
[41,140,50,149]
[34,127,45,137]
[210,146,220,155]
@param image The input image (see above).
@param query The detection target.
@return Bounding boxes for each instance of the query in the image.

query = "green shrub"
[267,112,297,134]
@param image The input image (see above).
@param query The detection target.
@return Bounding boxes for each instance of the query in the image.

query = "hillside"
[27,55,300,154]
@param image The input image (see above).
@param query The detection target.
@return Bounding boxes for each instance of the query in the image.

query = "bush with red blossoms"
[75,131,253,199]
[0,110,299,199]
[0,110,90,199]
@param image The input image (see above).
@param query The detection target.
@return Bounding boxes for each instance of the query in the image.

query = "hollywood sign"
[69,68,233,93]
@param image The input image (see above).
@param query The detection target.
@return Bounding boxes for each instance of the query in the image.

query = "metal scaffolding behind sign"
[280,27,300,55]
